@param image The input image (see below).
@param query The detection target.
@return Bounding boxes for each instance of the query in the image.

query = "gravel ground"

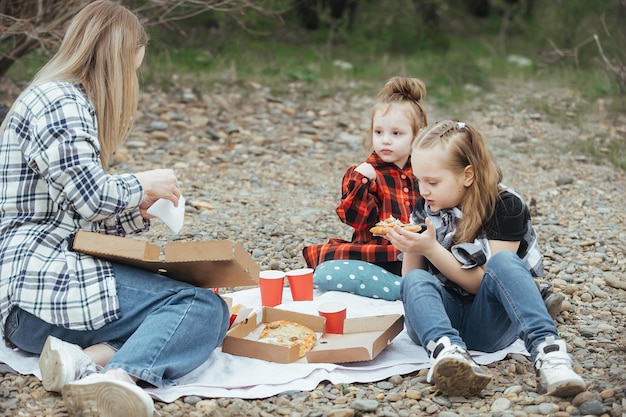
[0,78,625,416]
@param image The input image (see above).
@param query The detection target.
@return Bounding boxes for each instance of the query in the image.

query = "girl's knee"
[484,251,532,290]
[400,269,437,295]
[404,269,437,284]
[488,250,523,270]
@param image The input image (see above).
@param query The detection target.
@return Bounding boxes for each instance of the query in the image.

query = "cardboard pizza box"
[221,307,404,364]
[305,313,404,364]
[223,307,326,363]
[70,230,259,289]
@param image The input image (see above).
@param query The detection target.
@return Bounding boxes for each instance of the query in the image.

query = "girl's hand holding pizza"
[386,217,436,256]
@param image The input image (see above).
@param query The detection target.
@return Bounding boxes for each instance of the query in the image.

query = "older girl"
[386,120,585,397]
[0,2,228,416]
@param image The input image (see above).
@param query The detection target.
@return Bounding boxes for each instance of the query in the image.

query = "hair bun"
[377,76,427,103]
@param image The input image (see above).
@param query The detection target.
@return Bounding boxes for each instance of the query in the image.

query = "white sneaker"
[62,372,154,417]
[535,336,586,397]
[39,336,98,392]
[426,336,492,396]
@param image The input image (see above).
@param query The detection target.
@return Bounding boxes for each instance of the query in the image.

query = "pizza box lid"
[221,307,404,364]
[70,230,259,288]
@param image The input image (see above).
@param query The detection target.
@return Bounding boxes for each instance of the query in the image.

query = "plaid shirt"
[0,81,148,333]
[303,152,419,268]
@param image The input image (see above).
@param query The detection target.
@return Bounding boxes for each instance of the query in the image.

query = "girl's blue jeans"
[4,262,229,388]
[400,250,557,361]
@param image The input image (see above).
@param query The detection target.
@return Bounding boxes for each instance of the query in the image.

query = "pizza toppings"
[258,320,317,358]
[369,216,422,236]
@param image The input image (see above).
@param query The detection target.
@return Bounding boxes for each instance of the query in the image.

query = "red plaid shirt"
[302,152,419,269]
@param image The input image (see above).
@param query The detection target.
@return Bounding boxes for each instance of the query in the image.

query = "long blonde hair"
[365,76,428,151]
[413,120,503,243]
[30,0,147,167]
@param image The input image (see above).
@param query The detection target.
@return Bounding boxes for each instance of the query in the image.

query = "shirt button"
[401,174,407,179]
[362,178,369,184]
[403,187,409,193]
[405,201,410,206]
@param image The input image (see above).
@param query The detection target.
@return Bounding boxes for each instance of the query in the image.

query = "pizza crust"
[370,216,422,236]
[258,320,317,358]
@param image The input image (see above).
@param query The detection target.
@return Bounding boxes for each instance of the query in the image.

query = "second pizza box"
[70,230,259,289]
[221,307,404,364]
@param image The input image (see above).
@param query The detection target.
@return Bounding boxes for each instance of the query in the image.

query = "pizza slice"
[369,216,422,236]
[258,320,317,358]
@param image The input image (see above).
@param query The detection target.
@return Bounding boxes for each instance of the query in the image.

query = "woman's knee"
[193,289,229,326]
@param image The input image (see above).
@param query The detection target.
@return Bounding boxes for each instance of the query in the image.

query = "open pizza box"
[70,230,259,289]
[222,307,404,364]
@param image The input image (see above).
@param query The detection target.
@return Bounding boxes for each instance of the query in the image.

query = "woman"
[0,2,229,416]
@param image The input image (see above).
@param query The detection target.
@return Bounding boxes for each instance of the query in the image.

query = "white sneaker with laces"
[535,336,586,397]
[39,336,98,392]
[62,371,154,417]
[426,336,492,397]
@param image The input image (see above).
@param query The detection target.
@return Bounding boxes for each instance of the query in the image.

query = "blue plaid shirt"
[0,81,148,333]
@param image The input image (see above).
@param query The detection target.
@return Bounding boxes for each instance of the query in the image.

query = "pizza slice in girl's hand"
[369,216,422,236]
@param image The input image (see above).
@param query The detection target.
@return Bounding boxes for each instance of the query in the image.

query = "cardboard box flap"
[71,230,259,288]
[305,314,404,363]
[72,231,161,261]
[343,314,400,334]
[164,241,239,262]
[263,308,326,331]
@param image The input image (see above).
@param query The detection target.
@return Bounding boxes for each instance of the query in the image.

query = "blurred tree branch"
[541,32,624,95]
[0,0,284,80]
[0,0,89,79]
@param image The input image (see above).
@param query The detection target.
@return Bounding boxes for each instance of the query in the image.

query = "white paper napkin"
[146,195,185,233]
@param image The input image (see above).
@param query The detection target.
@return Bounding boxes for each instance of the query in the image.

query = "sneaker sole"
[62,378,153,417]
[540,378,586,398]
[39,337,74,392]
[548,381,586,398]
[432,356,492,397]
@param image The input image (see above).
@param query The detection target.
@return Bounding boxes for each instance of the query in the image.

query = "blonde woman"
[386,120,585,398]
[0,1,229,416]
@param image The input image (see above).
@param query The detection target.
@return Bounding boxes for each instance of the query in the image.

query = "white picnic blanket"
[0,288,528,401]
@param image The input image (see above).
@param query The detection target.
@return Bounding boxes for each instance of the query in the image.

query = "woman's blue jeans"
[4,262,229,388]
[400,251,557,361]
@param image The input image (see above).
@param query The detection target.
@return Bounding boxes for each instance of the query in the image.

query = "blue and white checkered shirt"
[0,81,149,333]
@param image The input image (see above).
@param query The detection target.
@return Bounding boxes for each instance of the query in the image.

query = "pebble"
[0,80,625,417]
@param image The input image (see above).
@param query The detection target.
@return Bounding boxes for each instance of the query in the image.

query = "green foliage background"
[4,0,625,167]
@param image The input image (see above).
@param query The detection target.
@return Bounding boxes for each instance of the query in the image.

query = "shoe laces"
[537,350,573,372]
[72,350,100,380]
[535,336,572,371]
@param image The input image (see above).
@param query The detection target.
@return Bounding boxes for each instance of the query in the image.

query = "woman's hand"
[134,169,180,218]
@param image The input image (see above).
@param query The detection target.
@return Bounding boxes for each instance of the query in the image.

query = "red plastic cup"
[259,270,285,307]
[286,268,314,301]
[317,301,347,334]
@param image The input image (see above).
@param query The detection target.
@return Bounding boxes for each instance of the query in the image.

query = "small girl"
[302,76,427,278]
[386,120,585,397]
